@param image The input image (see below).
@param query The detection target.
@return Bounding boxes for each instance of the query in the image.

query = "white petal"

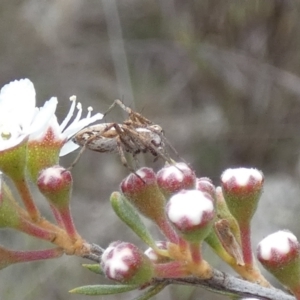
[29,97,58,140]
[47,115,61,137]
[62,112,103,139]
[59,140,80,156]
[0,79,36,129]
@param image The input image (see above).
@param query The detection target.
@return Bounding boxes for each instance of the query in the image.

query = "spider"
[70,100,177,177]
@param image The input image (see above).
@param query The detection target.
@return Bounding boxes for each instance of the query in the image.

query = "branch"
[154,269,295,300]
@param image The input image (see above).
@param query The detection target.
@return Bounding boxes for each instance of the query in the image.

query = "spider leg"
[112,123,138,153]
[67,133,100,170]
[103,99,134,119]
[102,100,122,119]
[113,124,143,170]
[104,99,153,128]
[115,136,145,183]
[67,144,86,170]
[132,152,141,169]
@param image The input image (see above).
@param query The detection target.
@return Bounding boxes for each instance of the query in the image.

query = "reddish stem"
[57,206,78,239]
[18,218,56,242]
[189,242,202,264]
[11,247,63,263]
[14,178,40,221]
[154,261,187,278]
[50,204,64,227]
[239,223,253,265]
[156,217,180,244]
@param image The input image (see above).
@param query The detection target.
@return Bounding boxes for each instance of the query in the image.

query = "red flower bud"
[37,166,72,208]
[257,230,300,295]
[37,166,77,238]
[120,168,166,221]
[101,241,154,285]
[166,190,214,243]
[156,163,196,198]
[195,177,216,199]
[221,168,264,265]
[221,168,263,222]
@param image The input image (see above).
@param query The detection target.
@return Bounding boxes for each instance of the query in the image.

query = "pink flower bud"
[257,231,299,266]
[101,241,154,285]
[257,230,300,295]
[121,167,156,192]
[221,168,263,221]
[221,168,264,266]
[37,166,77,238]
[195,177,216,199]
[37,166,72,208]
[120,168,166,221]
[166,190,214,243]
[221,167,263,192]
[121,168,180,244]
[156,163,196,198]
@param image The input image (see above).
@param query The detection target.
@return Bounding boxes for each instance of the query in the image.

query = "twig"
[154,269,295,300]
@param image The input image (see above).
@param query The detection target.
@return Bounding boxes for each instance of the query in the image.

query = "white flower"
[53,96,103,156]
[0,79,103,156]
[0,79,57,151]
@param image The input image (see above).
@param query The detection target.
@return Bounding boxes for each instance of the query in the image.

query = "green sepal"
[69,284,139,295]
[132,282,168,300]
[82,263,103,275]
[0,140,27,182]
[110,192,157,250]
[0,185,21,228]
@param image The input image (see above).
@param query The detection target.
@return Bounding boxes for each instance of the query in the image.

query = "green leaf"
[110,192,157,250]
[132,282,168,300]
[69,284,139,295]
[82,264,103,275]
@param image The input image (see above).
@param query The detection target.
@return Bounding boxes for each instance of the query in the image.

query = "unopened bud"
[166,190,214,243]
[37,166,77,238]
[221,168,263,266]
[157,163,196,198]
[196,177,216,199]
[120,168,166,222]
[101,241,154,285]
[221,168,263,223]
[257,230,300,295]
[37,166,72,209]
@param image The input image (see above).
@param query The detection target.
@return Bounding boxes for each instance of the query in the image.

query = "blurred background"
[1,0,300,299]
